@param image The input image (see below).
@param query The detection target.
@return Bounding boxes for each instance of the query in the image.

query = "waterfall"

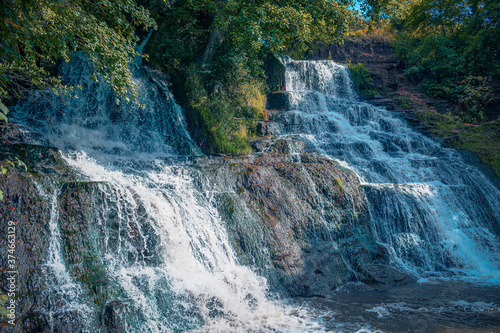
[11,56,322,332]
[13,53,200,160]
[10,50,500,331]
[42,188,93,331]
[278,57,500,282]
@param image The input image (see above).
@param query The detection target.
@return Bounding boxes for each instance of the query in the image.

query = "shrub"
[394,95,412,110]
[180,64,265,155]
[347,62,379,97]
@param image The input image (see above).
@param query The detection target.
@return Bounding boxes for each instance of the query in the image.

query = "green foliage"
[388,0,499,122]
[189,0,357,57]
[419,76,492,122]
[149,0,357,72]
[1,0,359,155]
[0,99,8,122]
[147,0,210,72]
[172,38,267,155]
[0,292,9,319]
[1,159,27,175]
[362,0,419,24]
[264,54,285,93]
[394,95,412,109]
[179,65,266,155]
[0,0,156,104]
[147,0,357,155]
[347,62,378,97]
[346,20,394,42]
[417,110,500,176]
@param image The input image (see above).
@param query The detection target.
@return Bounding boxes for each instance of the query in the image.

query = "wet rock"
[0,125,76,332]
[103,299,131,332]
[267,92,291,111]
[0,123,51,146]
[364,264,416,285]
[267,139,309,155]
[370,98,394,106]
[257,121,284,136]
[0,125,120,332]
[250,138,273,152]
[197,147,401,297]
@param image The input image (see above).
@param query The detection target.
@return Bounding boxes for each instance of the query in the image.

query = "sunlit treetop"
[187,0,357,56]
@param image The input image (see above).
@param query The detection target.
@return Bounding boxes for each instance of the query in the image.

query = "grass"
[394,95,412,110]
[416,110,500,176]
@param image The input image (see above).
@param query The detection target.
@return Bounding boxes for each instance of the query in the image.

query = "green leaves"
[348,62,378,97]
[216,0,356,57]
[0,0,156,104]
[387,0,499,122]
[0,99,8,122]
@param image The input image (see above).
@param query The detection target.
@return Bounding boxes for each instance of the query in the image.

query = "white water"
[12,55,330,332]
[41,188,92,331]
[63,152,323,332]
[11,52,500,331]
[279,57,500,282]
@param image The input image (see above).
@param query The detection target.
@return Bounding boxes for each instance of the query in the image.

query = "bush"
[180,64,266,155]
[394,95,412,110]
[347,62,379,97]
[419,76,492,123]
[390,0,500,124]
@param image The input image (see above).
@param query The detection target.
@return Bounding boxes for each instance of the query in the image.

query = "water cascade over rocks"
[8,55,331,332]
[274,56,500,281]
[2,54,499,332]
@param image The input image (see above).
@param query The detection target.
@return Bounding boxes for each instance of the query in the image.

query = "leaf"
[0,190,3,201]
[0,99,8,122]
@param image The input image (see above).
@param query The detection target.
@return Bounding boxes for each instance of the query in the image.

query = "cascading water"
[9,48,500,331]
[41,189,93,331]
[14,53,200,160]
[11,56,324,332]
[278,56,500,281]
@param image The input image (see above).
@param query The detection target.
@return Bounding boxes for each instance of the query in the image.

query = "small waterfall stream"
[42,189,93,331]
[279,57,500,281]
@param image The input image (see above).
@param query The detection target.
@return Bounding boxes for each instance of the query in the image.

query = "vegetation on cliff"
[1,0,498,165]
[365,0,500,122]
[345,0,500,176]
[1,0,358,154]
[347,62,379,97]
[147,0,357,154]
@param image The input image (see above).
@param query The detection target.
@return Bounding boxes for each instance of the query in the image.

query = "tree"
[0,0,156,108]
[191,0,356,58]
[388,0,500,121]
[145,0,359,154]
